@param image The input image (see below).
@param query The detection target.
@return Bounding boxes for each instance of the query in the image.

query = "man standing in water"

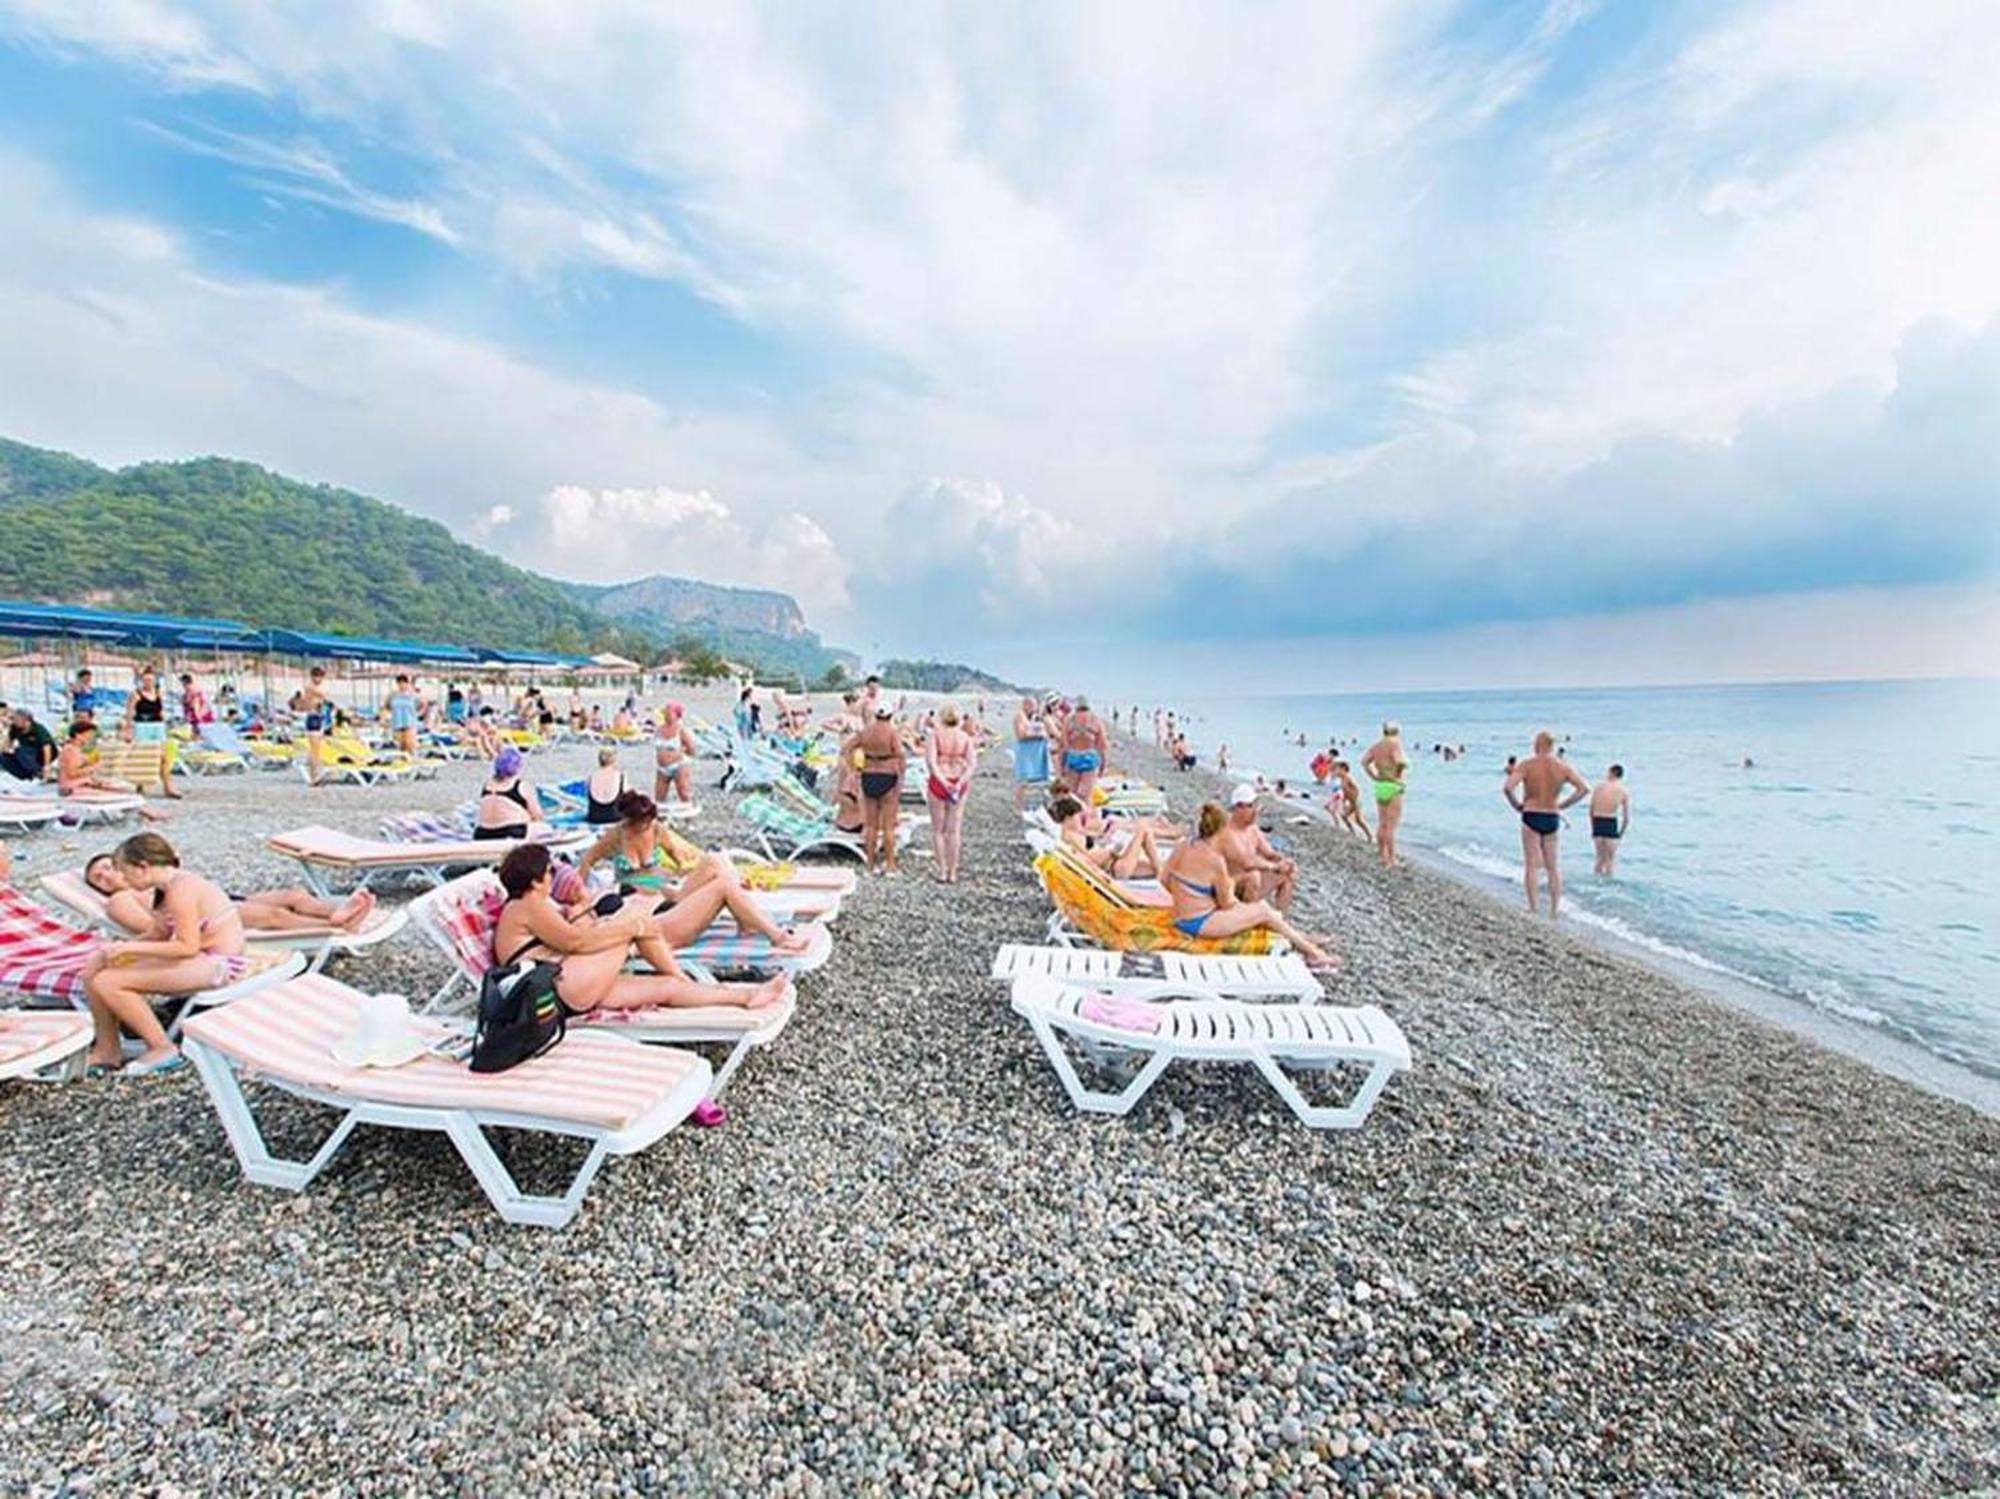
[1502,730,1592,916]
[1590,764,1631,876]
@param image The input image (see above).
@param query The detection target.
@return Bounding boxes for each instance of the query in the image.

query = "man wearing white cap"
[1218,784,1298,912]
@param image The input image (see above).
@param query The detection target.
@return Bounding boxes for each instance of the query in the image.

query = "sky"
[0,0,1995,688]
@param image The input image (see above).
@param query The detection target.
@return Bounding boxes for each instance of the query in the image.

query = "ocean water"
[1122,679,2000,1081]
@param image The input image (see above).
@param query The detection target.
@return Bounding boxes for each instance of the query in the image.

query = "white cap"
[1229,784,1258,806]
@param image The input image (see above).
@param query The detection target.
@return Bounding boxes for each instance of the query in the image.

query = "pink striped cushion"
[0,1009,91,1066]
[181,974,700,1131]
[0,885,98,1001]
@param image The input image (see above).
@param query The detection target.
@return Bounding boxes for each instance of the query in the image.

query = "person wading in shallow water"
[1589,764,1632,876]
[1503,729,1591,917]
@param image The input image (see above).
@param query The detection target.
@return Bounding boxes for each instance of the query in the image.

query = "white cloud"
[486,484,851,619]
[869,477,1096,625]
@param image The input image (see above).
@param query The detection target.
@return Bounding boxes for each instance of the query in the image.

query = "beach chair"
[0,1009,93,1084]
[88,739,174,795]
[989,943,1323,1001]
[180,974,713,1228]
[179,724,248,776]
[265,824,592,897]
[1032,847,1277,956]
[737,793,867,862]
[0,883,309,1040]
[406,871,816,1097]
[1010,975,1409,1129]
[0,787,148,827]
[0,796,64,834]
[38,869,408,976]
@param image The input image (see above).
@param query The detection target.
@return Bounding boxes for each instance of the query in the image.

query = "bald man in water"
[1502,730,1591,917]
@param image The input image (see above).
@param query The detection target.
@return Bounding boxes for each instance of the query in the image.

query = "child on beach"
[1328,760,1370,840]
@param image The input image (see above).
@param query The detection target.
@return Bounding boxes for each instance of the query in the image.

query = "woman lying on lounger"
[1050,794,1165,880]
[572,793,812,954]
[1160,803,1338,972]
[80,832,252,1076]
[85,853,377,936]
[492,843,787,1015]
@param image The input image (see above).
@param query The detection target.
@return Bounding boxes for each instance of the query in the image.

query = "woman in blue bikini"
[1160,803,1338,971]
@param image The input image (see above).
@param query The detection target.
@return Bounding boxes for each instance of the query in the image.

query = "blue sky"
[0,1,1994,685]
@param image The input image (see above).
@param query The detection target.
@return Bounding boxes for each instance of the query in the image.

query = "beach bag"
[471,937,566,1073]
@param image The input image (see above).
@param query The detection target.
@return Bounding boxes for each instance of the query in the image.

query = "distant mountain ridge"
[0,437,853,678]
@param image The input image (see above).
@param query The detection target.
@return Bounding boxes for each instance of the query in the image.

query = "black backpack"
[472,938,566,1074]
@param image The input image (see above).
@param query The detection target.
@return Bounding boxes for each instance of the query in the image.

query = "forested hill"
[0,441,645,657]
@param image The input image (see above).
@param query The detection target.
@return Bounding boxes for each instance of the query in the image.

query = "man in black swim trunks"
[1502,730,1591,917]
[1589,764,1630,876]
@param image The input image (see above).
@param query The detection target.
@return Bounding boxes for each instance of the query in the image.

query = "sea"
[1109,678,2000,1089]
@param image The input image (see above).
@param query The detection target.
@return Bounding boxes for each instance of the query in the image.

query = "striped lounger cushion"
[183,974,702,1131]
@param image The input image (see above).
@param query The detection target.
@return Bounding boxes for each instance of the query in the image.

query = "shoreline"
[1393,842,2000,1121]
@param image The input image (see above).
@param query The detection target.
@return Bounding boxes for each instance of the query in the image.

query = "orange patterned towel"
[1033,852,1273,956]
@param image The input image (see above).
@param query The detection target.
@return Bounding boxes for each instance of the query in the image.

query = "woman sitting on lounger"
[573,793,811,954]
[1051,794,1164,880]
[59,722,134,796]
[84,853,376,936]
[1159,804,1338,972]
[474,747,542,841]
[492,843,788,1015]
[80,832,250,1075]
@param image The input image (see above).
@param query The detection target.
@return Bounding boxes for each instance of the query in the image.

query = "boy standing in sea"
[1590,765,1631,876]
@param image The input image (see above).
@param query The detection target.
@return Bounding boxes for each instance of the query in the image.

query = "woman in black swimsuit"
[585,746,625,825]
[123,665,182,799]
[473,747,541,841]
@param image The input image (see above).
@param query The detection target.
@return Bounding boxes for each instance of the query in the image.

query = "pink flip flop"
[690,1099,728,1128]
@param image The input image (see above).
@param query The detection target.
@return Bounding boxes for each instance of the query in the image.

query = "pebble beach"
[2,703,1996,1496]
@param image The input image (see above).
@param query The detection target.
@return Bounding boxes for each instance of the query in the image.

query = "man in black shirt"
[2,708,56,782]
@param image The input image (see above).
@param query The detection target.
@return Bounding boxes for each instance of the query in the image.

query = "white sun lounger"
[38,870,410,976]
[266,824,592,897]
[1009,976,1409,1130]
[406,870,810,1096]
[180,974,713,1228]
[990,943,1324,1001]
[0,797,64,833]
[0,1009,93,1083]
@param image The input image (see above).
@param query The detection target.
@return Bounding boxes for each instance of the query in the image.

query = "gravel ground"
[1,706,1995,1496]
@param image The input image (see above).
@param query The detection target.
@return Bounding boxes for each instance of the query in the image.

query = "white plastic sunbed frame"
[1009,975,1409,1130]
[181,985,713,1228]
[0,1009,93,1083]
[990,943,1324,1001]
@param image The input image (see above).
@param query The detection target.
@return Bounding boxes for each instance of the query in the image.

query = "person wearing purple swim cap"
[474,746,542,841]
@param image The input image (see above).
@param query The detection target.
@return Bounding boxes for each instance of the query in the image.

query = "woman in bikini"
[653,701,697,808]
[86,853,377,936]
[855,705,906,876]
[473,747,542,840]
[79,832,250,1075]
[1050,793,1165,880]
[492,843,788,1018]
[1159,803,1337,971]
[922,703,978,884]
[573,793,811,954]
[1360,720,1409,868]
